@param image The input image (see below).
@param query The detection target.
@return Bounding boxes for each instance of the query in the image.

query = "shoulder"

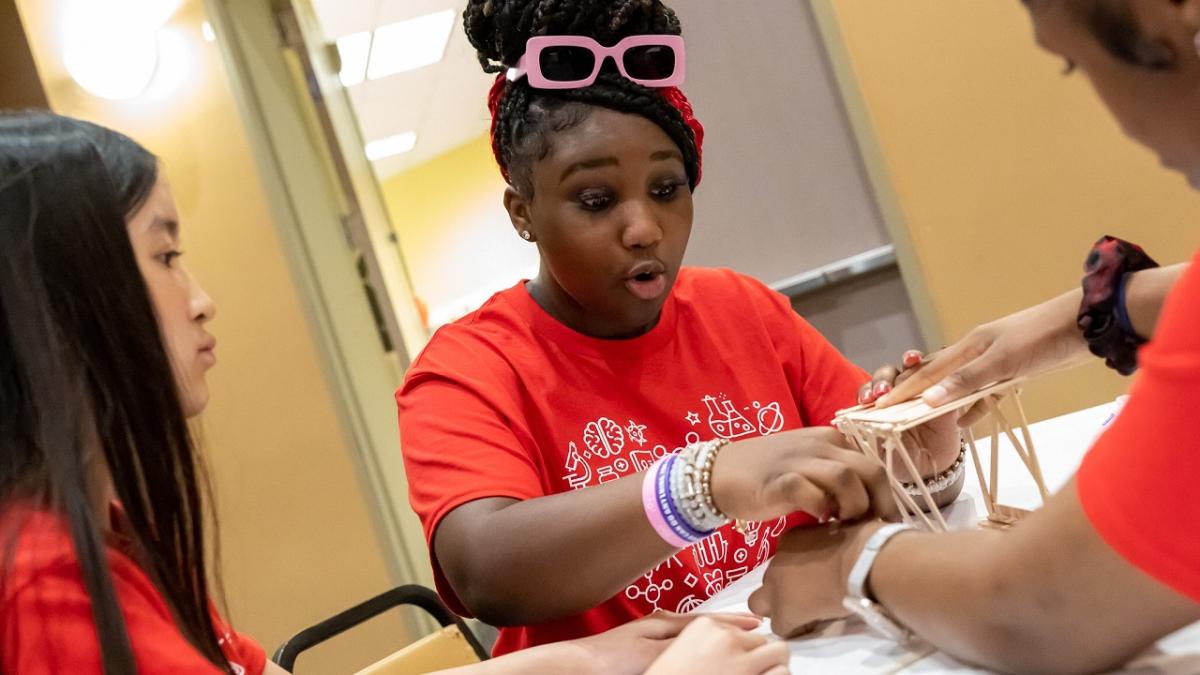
[399,286,532,399]
[1,506,156,607]
[2,508,82,601]
[674,267,780,304]
[673,267,793,323]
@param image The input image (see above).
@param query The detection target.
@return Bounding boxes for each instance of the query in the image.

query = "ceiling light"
[336,31,372,87]
[366,9,456,80]
[62,2,160,100]
[365,132,418,161]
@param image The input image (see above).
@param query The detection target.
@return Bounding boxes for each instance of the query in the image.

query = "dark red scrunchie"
[487,74,705,187]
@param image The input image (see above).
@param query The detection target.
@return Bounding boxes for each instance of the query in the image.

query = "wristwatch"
[842,523,917,644]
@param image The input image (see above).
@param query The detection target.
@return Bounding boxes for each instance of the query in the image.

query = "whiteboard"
[673,0,890,286]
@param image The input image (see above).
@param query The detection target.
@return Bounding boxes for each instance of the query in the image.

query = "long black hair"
[464,0,701,195]
[0,112,229,674]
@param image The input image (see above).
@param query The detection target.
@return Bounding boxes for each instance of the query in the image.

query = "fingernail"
[903,350,922,367]
[923,384,949,406]
[858,389,870,404]
[874,382,892,396]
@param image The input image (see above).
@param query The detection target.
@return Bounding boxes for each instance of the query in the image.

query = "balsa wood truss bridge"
[833,379,1050,532]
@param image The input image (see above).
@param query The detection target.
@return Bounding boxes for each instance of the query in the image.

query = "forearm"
[435,642,583,675]
[441,474,676,625]
[867,486,1195,674]
[867,528,1045,671]
[1124,263,1187,338]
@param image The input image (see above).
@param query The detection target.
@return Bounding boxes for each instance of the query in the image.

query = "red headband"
[487,74,705,187]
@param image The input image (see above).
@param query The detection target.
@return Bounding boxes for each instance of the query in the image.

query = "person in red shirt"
[0,113,271,675]
[750,1,1200,673]
[0,112,791,675]
[397,0,962,656]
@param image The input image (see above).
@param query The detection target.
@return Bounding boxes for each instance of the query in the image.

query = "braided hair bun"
[462,0,702,194]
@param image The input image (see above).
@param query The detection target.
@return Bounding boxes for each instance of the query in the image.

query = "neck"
[527,271,660,340]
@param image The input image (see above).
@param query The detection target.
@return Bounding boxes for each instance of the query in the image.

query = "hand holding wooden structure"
[833,379,1050,532]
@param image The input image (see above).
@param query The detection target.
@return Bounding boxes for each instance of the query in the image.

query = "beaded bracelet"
[675,439,732,532]
[900,446,966,497]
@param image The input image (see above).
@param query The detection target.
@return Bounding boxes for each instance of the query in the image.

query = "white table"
[698,400,1200,673]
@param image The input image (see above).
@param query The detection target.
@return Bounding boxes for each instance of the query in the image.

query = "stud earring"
[521,231,532,241]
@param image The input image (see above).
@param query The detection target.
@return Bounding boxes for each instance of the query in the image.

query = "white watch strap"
[847,523,914,601]
[844,523,917,644]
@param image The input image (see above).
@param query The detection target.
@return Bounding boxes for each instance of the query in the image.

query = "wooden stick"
[989,419,1000,506]
[888,432,948,532]
[1011,392,1050,499]
[985,397,1051,502]
[965,429,995,515]
[985,398,1034,470]
[882,436,940,531]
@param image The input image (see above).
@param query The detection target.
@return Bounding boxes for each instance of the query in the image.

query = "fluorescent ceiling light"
[366,9,456,80]
[337,31,372,87]
[365,132,418,161]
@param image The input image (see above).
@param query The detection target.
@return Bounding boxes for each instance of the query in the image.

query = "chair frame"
[272,584,490,671]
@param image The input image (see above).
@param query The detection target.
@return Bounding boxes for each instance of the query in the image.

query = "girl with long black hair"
[0,112,264,674]
[0,111,788,675]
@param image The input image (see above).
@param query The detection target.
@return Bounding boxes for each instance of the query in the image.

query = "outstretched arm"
[750,478,1200,674]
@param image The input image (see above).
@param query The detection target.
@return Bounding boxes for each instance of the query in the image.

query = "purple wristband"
[643,456,700,547]
[642,458,692,549]
[658,455,709,542]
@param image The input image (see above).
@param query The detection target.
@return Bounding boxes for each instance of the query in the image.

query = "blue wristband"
[657,455,708,543]
[1114,272,1141,339]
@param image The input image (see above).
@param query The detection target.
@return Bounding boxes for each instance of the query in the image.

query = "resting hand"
[569,612,764,675]
[711,428,899,523]
[747,521,888,638]
[644,615,791,675]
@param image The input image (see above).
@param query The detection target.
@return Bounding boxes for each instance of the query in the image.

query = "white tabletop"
[697,400,1200,673]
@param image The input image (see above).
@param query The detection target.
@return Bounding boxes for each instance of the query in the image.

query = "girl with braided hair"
[0,112,778,675]
[397,0,962,656]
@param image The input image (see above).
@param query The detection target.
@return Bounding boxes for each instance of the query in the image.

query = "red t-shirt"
[0,505,267,675]
[397,267,867,655]
[1078,250,1200,602]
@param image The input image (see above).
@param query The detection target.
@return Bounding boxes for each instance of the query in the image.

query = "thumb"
[923,360,992,407]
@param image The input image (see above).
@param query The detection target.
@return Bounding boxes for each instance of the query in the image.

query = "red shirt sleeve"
[2,515,266,675]
[1077,253,1200,603]
[397,325,546,613]
[733,272,869,426]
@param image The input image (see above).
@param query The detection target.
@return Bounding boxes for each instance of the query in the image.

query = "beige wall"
[380,134,537,328]
[0,0,46,109]
[825,0,1200,421]
[15,1,406,671]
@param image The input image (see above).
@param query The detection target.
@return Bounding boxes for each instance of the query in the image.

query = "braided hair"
[463,0,702,196]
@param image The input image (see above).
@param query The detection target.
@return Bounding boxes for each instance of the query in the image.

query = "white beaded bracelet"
[900,445,966,497]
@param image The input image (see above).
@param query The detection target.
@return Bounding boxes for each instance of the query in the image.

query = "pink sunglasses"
[507,35,687,90]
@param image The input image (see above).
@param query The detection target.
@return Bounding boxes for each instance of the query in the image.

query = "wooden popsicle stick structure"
[832,379,1050,533]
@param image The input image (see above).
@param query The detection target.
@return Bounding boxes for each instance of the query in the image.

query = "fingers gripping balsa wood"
[832,379,1049,532]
